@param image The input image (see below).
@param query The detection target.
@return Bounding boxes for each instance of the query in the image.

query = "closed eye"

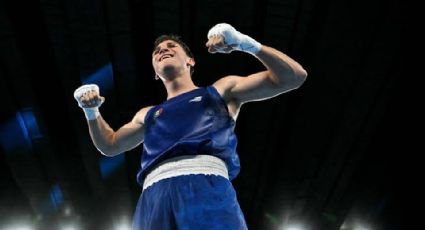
[152,42,178,56]
[152,48,160,56]
[167,43,177,48]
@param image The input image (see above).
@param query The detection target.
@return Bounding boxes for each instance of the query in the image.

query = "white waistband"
[143,155,229,191]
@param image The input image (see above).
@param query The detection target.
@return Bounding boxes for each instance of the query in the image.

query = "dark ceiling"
[0,0,418,229]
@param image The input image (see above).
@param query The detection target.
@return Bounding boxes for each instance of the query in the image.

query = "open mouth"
[160,54,173,61]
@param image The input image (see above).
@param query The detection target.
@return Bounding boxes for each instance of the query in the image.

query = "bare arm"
[213,45,307,104]
[206,23,307,107]
[87,106,152,157]
[73,84,152,157]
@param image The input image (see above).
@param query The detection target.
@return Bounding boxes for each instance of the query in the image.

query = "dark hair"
[153,34,194,76]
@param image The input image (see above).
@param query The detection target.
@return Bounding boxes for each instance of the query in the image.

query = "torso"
[137,85,241,184]
[136,84,240,125]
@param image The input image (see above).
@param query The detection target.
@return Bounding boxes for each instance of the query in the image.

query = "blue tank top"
[136,86,240,186]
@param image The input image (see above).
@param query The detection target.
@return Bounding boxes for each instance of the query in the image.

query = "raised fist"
[73,84,104,109]
[206,23,261,55]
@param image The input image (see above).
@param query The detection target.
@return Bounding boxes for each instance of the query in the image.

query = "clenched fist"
[73,84,104,120]
[74,84,104,109]
[206,23,261,55]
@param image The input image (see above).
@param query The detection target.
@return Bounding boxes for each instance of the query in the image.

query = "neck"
[161,73,198,100]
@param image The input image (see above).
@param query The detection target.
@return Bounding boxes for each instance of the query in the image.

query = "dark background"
[1,0,419,229]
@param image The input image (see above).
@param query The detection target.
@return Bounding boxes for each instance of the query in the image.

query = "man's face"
[152,40,193,77]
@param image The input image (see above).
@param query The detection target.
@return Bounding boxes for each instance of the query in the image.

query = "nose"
[158,47,170,55]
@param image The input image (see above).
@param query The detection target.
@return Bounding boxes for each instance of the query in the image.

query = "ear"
[187,58,195,67]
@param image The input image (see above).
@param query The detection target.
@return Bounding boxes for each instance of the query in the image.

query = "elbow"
[95,142,121,157]
[99,149,115,157]
[268,67,307,91]
[96,145,114,157]
[98,148,121,157]
[299,68,308,79]
[98,133,123,157]
[294,68,307,88]
[281,68,307,90]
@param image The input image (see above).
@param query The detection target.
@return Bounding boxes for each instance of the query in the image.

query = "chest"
[145,92,217,137]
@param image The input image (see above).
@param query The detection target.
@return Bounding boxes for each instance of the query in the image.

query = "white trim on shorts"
[142,155,229,191]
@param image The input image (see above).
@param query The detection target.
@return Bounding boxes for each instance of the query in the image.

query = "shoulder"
[132,105,155,125]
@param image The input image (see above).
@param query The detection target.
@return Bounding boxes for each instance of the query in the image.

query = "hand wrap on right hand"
[73,84,104,120]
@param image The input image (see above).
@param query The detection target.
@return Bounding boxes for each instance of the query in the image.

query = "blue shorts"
[132,174,247,230]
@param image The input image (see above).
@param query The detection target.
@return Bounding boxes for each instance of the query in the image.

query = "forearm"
[74,84,144,156]
[255,45,307,88]
[87,116,118,156]
[206,23,307,89]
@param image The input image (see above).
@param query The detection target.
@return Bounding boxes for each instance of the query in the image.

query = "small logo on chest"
[154,108,163,119]
[189,96,202,102]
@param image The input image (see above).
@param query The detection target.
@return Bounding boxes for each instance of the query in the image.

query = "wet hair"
[153,34,194,76]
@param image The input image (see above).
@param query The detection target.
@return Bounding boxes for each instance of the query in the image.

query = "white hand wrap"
[73,84,103,120]
[81,107,100,121]
[207,23,262,55]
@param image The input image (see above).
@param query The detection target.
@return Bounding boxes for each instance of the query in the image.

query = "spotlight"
[3,224,34,230]
[283,224,306,230]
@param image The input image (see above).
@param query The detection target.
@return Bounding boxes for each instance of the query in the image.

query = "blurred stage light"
[49,184,64,211]
[0,108,42,153]
[353,227,370,230]
[114,216,131,230]
[340,218,373,230]
[114,223,131,230]
[61,225,78,230]
[3,224,34,230]
[282,224,306,230]
[64,206,72,216]
[81,63,114,92]
[99,154,125,179]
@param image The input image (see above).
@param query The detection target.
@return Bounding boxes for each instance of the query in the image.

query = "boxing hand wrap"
[73,84,103,120]
[82,107,100,121]
[207,23,262,55]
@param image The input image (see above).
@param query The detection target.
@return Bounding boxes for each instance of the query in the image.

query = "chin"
[162,64,176,71]
[161,65,179,76]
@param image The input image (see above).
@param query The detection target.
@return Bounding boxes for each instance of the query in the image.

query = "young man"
[74,23,307,229]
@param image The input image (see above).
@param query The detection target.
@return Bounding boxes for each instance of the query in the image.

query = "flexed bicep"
[214,71,291,105]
